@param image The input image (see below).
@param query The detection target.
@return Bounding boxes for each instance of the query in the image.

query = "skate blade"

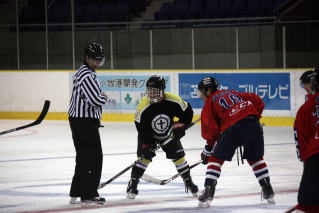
[126,193,137,199]
[80,201,105,206]
[267,197,275,204]
[198,200,211,208]
[69,201,81,204]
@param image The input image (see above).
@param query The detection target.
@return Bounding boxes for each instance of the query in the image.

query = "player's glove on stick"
[172,122,185,139]
[201,145,213,165]
[141,143,156,159]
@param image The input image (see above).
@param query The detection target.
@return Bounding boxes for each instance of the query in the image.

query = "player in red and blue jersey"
[196,77,275,208]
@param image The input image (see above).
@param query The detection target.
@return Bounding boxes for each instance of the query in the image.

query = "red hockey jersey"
[294,92,319,161]
[201,90,264,146]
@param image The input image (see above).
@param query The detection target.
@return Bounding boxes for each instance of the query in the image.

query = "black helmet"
[85,42,104,60]
[146,75,166,90]
[300,70,313,84]
[198,77,219,93]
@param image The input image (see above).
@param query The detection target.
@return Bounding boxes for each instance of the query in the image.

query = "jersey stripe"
[68,65,106,119]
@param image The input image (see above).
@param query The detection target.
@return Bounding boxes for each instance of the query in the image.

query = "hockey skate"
[81,197,105,206]
[126,178,139,199]
[69,197,80,204]
[198,185,216,208]
[260,177,275,204]
[183,177,199,197]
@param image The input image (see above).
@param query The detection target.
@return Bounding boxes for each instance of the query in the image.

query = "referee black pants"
[69,117,103,200]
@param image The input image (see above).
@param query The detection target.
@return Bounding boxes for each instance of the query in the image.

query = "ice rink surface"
[0,120,300,213]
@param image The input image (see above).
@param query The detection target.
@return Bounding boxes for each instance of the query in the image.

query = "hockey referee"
[68,42,107,205]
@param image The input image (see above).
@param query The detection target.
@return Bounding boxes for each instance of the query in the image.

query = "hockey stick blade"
[32,100,50,125]
[142,160,203,185]
[140,174,164,185]
[0,100,50,136]
[98,162,136,189]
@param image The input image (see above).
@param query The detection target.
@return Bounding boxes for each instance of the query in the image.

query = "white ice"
[0,120,300,213]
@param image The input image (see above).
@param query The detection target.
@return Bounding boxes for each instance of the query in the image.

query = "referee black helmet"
[85,43,105,61]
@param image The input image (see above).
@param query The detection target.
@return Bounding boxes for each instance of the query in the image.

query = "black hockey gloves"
[201,145,213,165]
[140,143,156,160]
[172,122,186,139]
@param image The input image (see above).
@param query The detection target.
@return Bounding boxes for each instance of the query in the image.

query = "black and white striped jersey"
[68,64,106,119]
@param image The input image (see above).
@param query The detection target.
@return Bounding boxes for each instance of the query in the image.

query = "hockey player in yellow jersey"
[126,75,198,199]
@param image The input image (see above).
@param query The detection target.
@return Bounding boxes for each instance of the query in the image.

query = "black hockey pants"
[69,117,103,200]
[298,153,319,205]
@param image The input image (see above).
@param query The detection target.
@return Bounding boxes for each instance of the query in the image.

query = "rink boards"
[0,69,309,126]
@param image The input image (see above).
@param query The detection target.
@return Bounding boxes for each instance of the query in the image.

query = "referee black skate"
[68,42,108,205]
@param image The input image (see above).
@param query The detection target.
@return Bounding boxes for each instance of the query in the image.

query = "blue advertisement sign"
[179,73,290,110]
[97,75,171,110]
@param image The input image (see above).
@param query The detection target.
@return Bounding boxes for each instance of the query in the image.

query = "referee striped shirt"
[68,64,106,119]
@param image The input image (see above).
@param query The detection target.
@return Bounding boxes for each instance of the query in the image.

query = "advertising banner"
[179,73,290,110]
[97,75,171,110]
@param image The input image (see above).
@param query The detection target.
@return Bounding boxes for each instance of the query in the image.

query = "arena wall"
[0,69,309,126]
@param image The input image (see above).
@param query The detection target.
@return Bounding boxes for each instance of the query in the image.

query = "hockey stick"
[161,117,200,146]
[98,117,201,189]
[141,160,203,185]
[161,117,201,146]
[0,100,50,136]
[98,161,136,189]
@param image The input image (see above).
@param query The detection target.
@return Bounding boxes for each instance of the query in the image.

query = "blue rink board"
[179,73,290,110]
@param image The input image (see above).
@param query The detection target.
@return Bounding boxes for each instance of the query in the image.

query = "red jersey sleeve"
[201,96,220,144]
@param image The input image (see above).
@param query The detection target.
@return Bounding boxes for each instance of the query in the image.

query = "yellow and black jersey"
[134,92,193,142]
